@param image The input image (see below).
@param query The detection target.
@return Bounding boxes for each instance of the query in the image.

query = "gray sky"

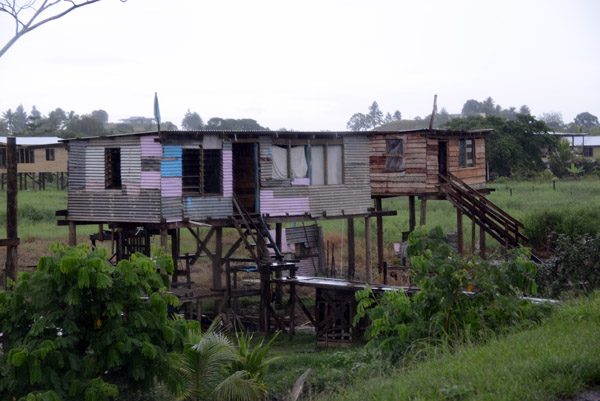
[1,0,599,131]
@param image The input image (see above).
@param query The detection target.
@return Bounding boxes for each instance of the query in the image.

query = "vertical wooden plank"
[457,209,463,255]
[409,196,416,232]
[6,137,18,286]
[68,221,77,246]
[420,198,427,226]
[375,198,384,277]
[365,216,372,283]
[160,227,168,254]
[347,218,355,279]
[214,227,223,315]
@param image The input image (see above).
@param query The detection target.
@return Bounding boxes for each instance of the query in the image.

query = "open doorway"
[438,141,448,178]
[232,142,258,212]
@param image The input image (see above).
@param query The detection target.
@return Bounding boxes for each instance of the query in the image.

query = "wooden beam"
[275,223,283,306]
[420,198,427,226]
[365,216,372,283]
[213,227,223,315]
[68,221,77,246]
[347,218,355,279]
[457,209,464,255]
[409,196,416,232]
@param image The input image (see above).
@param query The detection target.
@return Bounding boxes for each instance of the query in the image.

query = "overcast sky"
[0,0,599,131]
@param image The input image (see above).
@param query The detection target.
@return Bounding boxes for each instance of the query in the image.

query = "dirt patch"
[558,390,600,401]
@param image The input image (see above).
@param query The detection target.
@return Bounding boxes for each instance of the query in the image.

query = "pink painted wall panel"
[141,171,161,189]
[141,136,161,157]
[292,178,310,186]
[223,149,233,197]
[259,190,309,216]
[161,177,182,197]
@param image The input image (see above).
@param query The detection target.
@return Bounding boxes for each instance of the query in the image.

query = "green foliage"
[537,235,600,298]
[443,114,554,178]
[229,332,279,382]
[0,245,189,400]
[549,139,573,178]
[523,206,600,251]
[354,226,548,358]
[167,321,269,401]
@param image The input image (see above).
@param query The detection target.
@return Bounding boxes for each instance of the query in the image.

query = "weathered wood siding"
[448,137,487,189]
[370,133,436,196]
[258,135,371,218]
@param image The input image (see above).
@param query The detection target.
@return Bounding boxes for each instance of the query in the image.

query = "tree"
[91,109,109,124]
[65,114,105,136]
[519,105,531,115]
[182,109,204,130]
[573,112,600,131]
[46,107,68,131]
[346,112,369,131]
[549,139,572,178]
[0,245,188,400]
[0,0,127,59]
[392,110,402,121]
[5,104,29,134]
[461,99,481,116]
[539,112,565,131]
[443,114,554,177]
[367,101,383,128]
[384,112,393,124]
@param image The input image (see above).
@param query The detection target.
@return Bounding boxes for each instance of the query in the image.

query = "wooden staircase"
[439,173,539,262]
[231,193,298,334]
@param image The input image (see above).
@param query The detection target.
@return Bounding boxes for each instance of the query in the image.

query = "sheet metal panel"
[121,146,141,182]
[161,177,182,197]
[67,141,86,190]
[162,145,182,177]
[286,224,320,247]
[259,136,273,181]
[343,136,370,186]
[86,136,141,147]
[223,145,233,197]
[259,187,310,217]
[141,171,161,189]
[162,196,183,222]
[68,190,161,222]
[141,135,161,156]
[309,185,371,218]
[184,196,233,220]
[142,158,161,171]
[85,146,106,192]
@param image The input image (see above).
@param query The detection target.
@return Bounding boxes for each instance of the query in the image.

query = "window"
[105,148,122,189]
[459,139,475,168]
[46,148,55,161]
[272,141,343,185]
[18,148,34,163]
[583,147,594,157]
[385,139,404,170]
[0,148,5,168]
[182,148,222,195]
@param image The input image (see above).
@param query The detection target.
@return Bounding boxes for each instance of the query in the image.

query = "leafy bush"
[354,227,549,358]
[0,244,188,401]
[524,207,600,251]
[537,234,600,298]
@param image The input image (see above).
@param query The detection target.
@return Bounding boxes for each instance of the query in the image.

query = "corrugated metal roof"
[0,136,62,146]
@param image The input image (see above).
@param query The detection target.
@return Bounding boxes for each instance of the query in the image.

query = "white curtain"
[272,145,288,179]
[327,145,343,184]
[311,145,325,185]
[290,146,308,178]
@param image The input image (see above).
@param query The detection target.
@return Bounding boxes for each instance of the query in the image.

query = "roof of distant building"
[0,136,62,146]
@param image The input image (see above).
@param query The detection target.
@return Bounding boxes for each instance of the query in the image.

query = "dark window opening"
[0,148,6,168]
[583,147,593,157]
[459,139,475,168]
[105,148,122,189]
[18,148,34,163]
[385,139,404,170]
[182,148,222,195]
[46,148,55,161]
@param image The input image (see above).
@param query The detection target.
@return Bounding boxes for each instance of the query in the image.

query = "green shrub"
[354,226,549,358]
[0,244,188,401]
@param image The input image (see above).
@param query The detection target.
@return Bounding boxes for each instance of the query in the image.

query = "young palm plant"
[168,321,268,401]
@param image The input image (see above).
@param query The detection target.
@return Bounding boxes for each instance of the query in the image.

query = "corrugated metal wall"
[184,196,233,220]
[259,136,273,181]
[67,141,85,190]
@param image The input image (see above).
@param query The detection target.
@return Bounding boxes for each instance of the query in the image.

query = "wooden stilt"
[365,216,372,283]
[214,227,223,315]
[275,223,283,306]
[5,137,18,288]
[56,172,59,190]
[420,198,427,226]
[160,228,168,254]
[409,195,416,232]
[68,221,77,246]
[347,218,355,279]
[457,209,464,255]
[375,198,384,278]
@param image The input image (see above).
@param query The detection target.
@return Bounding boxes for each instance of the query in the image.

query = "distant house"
[119,116,156,126]
[547,132,596,158]
[0,136,68,189]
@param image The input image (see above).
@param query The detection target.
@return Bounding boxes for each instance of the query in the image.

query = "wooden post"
[5,137,18,286]
[160,227,168,254]
[275,223,283,306]
[457,209,463,255]
[56,172,59,190]
[409,196,416,232]
[365,216,372,283]
[347,218,355,279]
[375,198,384,277]
[420,198,427,226]
[171,229,180,282]
[480,224,486,259]
[68,221,77,246]
[24,173,27,190]
[213,227,223,315]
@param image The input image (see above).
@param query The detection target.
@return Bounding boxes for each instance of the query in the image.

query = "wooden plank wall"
[0,145,68,174]
[448,137,487,189]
